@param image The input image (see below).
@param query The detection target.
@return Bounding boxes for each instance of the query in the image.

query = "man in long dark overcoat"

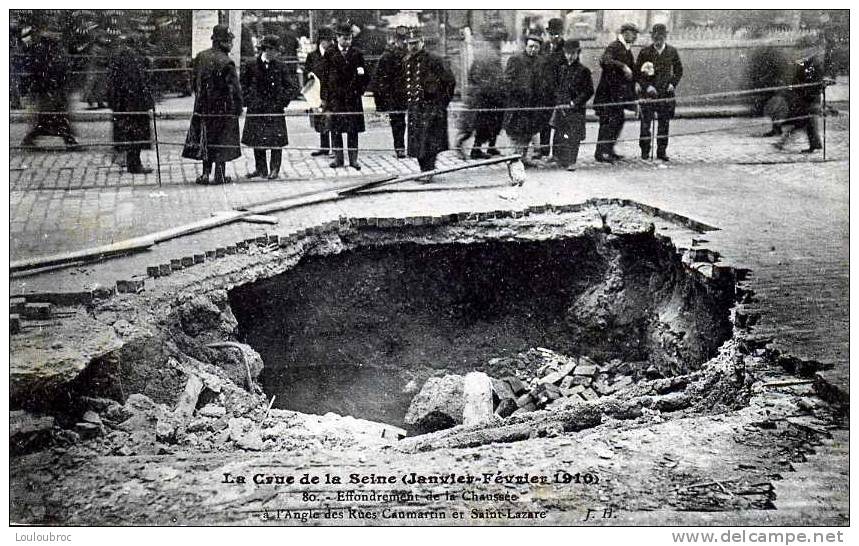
[536,17,567,159]
[403,28,456,177]
[550,40,594,171]
[454,42,506,160]
[775,37,825,154]
[504,35,546,166]
[304,27,334,156]
[19,33,80,150]
[635,24,683,161]
[106,33,154,174]
[182,25,243,185]
[241,35,299,180]
[372,26,409,158]
[321,23,369,170]
[594,23,638,163]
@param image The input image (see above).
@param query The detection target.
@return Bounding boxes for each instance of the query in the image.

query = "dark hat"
[316,27,334,41]
[524,34,543,45]
[394,25,409,38]
[619,22,639,33]
[562,39,581,52]
[335,23,353,36]
[650,23,668,36]
[405,27,423,42]
[211,24,234,41]
[259,34,281,50]
[547,18,564,34]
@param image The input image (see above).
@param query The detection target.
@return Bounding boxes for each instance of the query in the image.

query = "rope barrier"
[9,80,831,118]
[10,113,831,153]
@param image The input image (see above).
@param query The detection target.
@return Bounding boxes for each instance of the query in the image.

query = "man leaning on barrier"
[182,24,243,185]
[635,23,683,161]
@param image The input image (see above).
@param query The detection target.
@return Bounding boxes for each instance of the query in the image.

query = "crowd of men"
[16,19,828,185]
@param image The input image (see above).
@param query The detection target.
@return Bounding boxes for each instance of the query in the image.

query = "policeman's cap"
[405,28,423,43]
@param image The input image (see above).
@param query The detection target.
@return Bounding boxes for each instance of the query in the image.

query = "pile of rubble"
[404,348,645,435]
[495,348,640,416]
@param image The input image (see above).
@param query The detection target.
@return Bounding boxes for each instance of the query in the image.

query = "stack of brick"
[488,349,640,417]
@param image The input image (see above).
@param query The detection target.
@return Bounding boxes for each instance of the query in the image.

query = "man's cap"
[405,27,423,42]
[525,34,544,45]
[335,23,353,36]
[650,23,668,36]
[547,18,564,34]
[562,39,581,52]
[394,26,409,38]
[259,34,281,50]
[316,27,334,41]
[619,22,639,33]
[211,24,234,41]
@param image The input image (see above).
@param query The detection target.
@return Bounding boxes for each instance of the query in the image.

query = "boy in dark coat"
[403,28,456,177]
[321,23,369,170]
[636,24,683,161]
[241,35,299,180]
[107,33,154,174]
[182,25,243,185]
[304,27,334,156]
[594,23,638,163]
[550,40,594,171]
[454,43,505,160]
[372,26,408,158]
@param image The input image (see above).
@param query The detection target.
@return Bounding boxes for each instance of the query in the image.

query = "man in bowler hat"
[241,35,299,180]
[636,23,683,161]
[594,23,639,163]
[321,23,369,170]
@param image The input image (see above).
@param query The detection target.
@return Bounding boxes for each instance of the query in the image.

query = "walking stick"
[651,114,657,161]
[822,83,827,161]
[151,108,162,187]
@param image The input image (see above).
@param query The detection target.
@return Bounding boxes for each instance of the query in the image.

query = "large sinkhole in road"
[229,232,736,431]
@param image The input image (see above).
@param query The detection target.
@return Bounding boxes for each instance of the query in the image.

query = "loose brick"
[215,247,226,258]
[255,235,269,245]
[226,245,237,255]
[10,314,21,334]
[515,393,534,408]
[559,376,574,390]
[194,254,206,264]
[181,256,194,268]
[236,240,248,251]
[494,398,518,418]
[159,264,172,276]
[267,235,279,246]
[504,376,527,395]
[574,364,597,377]
[10,297,27,313]
[127,277,145,293]
[146,266,160,278]
[580,388,599,402]
[205,250,217,260]
[170,259,183,271]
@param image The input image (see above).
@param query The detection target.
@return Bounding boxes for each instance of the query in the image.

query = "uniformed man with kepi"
[403,28,456,178]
